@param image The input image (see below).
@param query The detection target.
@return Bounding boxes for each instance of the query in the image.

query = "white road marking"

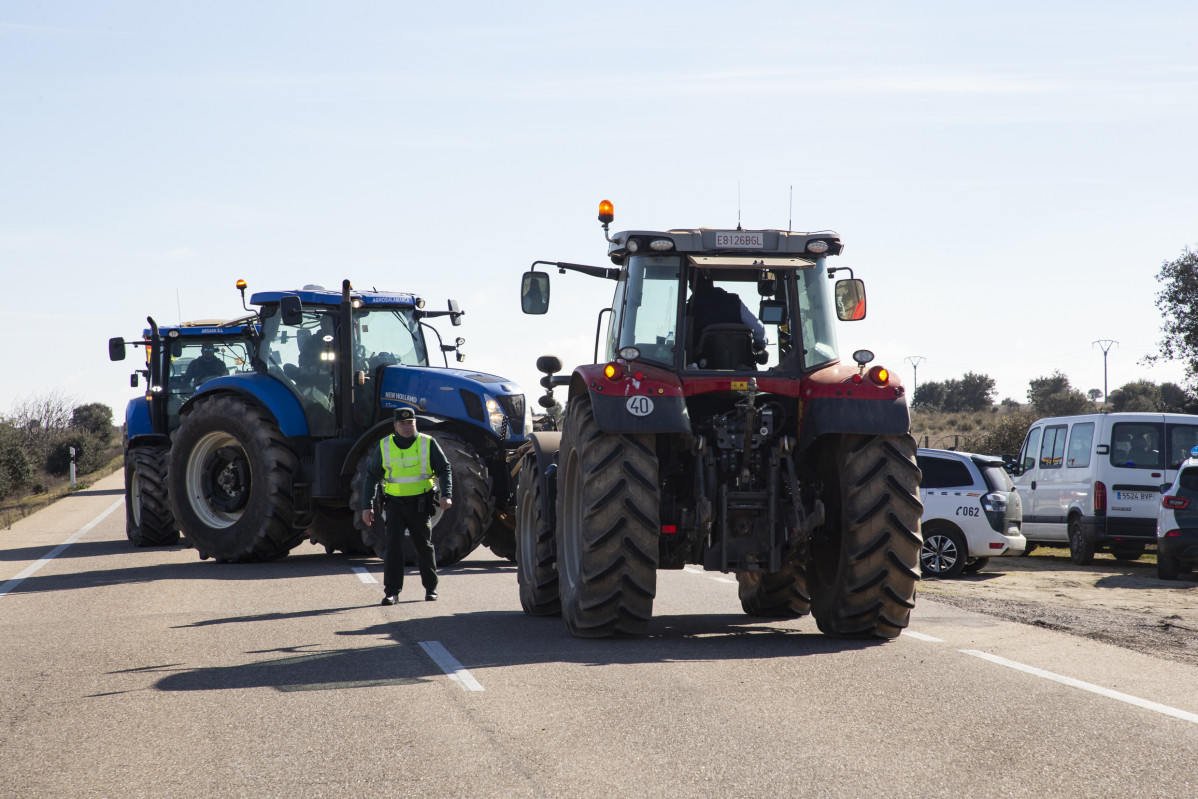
[351,566,377,584]
[961,649,1198,726]
[902,630,943,643]
[0,498,124,599]
[418,641,484,691]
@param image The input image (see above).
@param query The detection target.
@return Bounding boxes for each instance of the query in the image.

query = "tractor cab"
[248,284,458,437]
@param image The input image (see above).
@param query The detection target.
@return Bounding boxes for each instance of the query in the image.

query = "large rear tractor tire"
[809,434,923,639]
[737,562,812,617]
[125,445,179,546]
[556,397,659,638]
[350,429,493,567]
[168,395,306,562]
[307,505,373,556]
[516,452,559,616]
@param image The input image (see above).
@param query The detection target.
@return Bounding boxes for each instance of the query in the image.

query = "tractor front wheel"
[556,396,659,638]
[737,562,812,617]
[168,395,305,562]
[516,451,559,616]
[125,445,179,546]
[350,429,492,567]
[808,434,923,639]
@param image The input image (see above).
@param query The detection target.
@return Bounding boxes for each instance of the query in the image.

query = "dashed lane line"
[418,641,484,691]
[905,630,1198,725]
[0,498,124,599]
[961,649,1198,726]
[351,566,378,584]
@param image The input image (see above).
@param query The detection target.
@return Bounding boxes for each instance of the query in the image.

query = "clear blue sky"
[3,1,1196,422]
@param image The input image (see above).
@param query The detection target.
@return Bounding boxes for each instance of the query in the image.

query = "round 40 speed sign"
[626,396,654,417]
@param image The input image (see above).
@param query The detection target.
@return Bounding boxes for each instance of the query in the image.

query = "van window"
[917,456,974,489]
[1039,425,1067,469]
[1166,424,1198,468]
[1066,422,1094,468]
[1020,427,1041,473]
[1110,421,1163,469]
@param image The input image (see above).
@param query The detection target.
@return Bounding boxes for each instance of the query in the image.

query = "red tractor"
[515,201,922,639]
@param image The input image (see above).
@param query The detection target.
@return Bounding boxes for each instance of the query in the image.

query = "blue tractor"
[163,280,527,563]
[109,318,256,547]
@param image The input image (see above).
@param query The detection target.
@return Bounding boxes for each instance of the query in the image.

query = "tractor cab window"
[795,262,840,371]
[258,307,338,437]
[352,307,428,371]
[165,336,251,431]
[605,255,680,366]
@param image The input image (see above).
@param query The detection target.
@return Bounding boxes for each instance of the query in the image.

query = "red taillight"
[1094,480,1106,512]
[1164,529,1181,537]
[1163,495,1191,510]
[661,525,677,534]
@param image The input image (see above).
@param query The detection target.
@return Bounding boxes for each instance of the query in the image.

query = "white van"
[1011,412,1198,564]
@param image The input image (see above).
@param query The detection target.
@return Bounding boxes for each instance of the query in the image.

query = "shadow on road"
[148,606,884,695]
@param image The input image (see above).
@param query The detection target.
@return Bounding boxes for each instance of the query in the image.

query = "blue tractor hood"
[376,365,527,445]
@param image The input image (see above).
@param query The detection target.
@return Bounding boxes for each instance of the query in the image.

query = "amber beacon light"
[598,200,614,224]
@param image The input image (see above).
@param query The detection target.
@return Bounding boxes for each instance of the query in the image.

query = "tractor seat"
[695,324,755,370]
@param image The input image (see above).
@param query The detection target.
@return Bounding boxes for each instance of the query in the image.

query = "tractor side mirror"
[834,279,867,321]
[280,295,304,326]
[109,337,126,361]
[130,373,139,388]
[522,272,550,315]
[759,300,785,325]
[448,299,463,327]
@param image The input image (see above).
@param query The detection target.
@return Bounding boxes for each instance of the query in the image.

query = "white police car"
[917,448,1026,578]
[1155,445,1198,580]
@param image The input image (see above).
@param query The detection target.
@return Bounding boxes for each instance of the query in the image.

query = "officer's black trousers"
[382,495,438,596]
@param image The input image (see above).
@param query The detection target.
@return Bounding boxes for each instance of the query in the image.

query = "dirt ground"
[918,547,1198,667]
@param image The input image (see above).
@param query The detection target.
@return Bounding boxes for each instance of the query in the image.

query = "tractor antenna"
[176,288,182,324]
[737,183,742,231]
[788,185,793,232]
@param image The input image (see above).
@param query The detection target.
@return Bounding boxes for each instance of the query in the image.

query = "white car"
[1155,447,1198,580]
[917,448,1027,578]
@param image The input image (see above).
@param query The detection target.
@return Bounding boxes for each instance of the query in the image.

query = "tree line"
[0,390,118,501]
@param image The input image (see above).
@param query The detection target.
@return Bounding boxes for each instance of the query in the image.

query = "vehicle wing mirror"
[109,337,126,361]
[130,373,139,388]
[170,340,183,357]
[448,299,463,327]
[759,300,785,325]
[280,295,304,326]
[834,279,867,321]
[522,272,550,315]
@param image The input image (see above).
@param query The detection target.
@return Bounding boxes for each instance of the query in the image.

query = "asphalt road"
[3,472,1198,798]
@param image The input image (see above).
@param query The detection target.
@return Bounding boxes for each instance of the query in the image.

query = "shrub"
[44,430,106,477]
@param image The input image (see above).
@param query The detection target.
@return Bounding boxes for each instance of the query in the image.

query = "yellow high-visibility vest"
[380,435,434,497]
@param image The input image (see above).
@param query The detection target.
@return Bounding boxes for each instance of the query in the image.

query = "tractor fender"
[797,364,911,450]
[124,397,154,441]
[182,373,310,438]
[568,363,691,436]
[523,431,562,524]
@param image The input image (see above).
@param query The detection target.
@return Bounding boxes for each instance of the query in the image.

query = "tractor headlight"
[486,397,506,435]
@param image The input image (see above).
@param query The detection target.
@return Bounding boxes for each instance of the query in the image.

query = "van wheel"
[1068,519,1095,565]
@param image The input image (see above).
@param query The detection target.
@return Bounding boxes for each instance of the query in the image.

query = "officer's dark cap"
[394,408,416,423]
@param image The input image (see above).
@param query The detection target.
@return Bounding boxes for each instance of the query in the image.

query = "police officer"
[359,408,453,605]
